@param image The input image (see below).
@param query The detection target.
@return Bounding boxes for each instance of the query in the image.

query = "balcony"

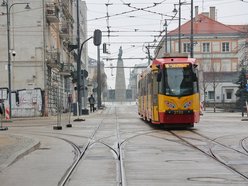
[46,3,60,23]
[46,50,62,69]
[60,63,74,76]
[61,0,74,24]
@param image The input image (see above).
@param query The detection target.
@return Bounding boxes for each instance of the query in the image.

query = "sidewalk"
[0,133,40,171]
[0,110,101,171]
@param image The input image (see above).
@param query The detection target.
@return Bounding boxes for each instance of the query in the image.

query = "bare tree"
[198,64,209,111]
[203,61,221,112]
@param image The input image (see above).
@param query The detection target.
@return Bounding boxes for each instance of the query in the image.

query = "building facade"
[155,7,247,108]
[0,0,87,117]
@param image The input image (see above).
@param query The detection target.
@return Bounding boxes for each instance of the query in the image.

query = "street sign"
[0,88,8,100]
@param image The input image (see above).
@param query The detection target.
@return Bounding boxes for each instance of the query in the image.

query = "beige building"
[0,0,88,117]
[155,7,247,108]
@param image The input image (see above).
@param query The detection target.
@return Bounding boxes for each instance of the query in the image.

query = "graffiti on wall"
[0,87,43,117]
[12,88,43,117]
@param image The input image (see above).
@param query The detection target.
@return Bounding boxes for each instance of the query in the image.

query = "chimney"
[209,6,216,20]
[195,6,199,17]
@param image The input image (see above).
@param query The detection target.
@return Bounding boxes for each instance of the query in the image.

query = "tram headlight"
[165,101,176,109]
[183,101,192,109]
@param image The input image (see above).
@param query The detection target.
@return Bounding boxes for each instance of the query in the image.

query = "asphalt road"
[0,103,248,186]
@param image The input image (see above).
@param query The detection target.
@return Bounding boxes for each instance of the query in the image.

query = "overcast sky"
[84,0,248,88]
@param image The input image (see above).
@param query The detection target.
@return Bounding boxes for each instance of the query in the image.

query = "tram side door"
[152,72,159,122]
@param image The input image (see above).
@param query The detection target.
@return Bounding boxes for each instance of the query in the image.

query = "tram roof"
[153,56,196,65]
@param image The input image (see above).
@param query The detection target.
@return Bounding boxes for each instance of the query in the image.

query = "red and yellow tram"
[138,54,200,127]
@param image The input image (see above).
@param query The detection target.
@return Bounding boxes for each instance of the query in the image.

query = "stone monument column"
[115,46,126,102]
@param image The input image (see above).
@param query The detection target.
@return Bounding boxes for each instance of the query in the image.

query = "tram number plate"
[173,110,184,114]
[166,110,193,115]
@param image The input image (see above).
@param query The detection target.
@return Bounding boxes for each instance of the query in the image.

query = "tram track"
[2,103,248,186]
[56,106,126,186]
[167,130,248,181]
[240,136,248,154]
[13,116,248,185]
[17,124,159,186]
[9,112,117,185]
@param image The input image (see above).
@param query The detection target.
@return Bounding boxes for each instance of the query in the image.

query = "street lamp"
[172,0,193,56]
[164,19,168,53]
[1,0,30,119]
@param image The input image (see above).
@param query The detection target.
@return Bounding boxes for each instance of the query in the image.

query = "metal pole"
[4,1,30,119]
[164,19,168,53]
[76,0,82,115]
[178,0,181,53]
[190,0,194,58]
[6,1,12,119]
[79,36,93,111]
[97,45,101,109]
[146,45,151,66]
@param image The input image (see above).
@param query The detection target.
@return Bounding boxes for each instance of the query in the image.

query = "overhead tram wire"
[88,1,180,63]
[147,14,178,59]
[88,0,174,22]
[102,1,165,59]
[118,0,181,58]
[87,1,181,46]
[119,0,176,18]
[105,1,111,40]
[105,1,112,57]
[88,9,140,21]
[105,0,114,75]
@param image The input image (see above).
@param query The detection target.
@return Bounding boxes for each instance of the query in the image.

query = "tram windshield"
[161,63,198,97]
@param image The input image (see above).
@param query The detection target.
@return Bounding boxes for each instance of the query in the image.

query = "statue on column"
[118,46,123,59]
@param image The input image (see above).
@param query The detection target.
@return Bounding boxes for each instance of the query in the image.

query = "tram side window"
[192,67,199,93]
[141,79,144,96]
[147,74,152,96]
[158,71,163,94]
[153,73,158,105]
[145,76,148,96]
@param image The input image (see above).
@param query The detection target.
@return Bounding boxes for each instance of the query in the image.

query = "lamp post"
[164,19,168,53]
[1,0,30,119]
[173,1,182,53]
[173,0,193,55]
[190,0,193,58]
[76,0,82,116]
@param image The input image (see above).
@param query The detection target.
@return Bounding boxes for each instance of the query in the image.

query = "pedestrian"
[200,101,204,115]
[88,94,96,112]
[0,100,3,115]
[0,103,3,115]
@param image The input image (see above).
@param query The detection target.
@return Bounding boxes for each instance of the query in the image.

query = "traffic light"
[81,69,88,78]
[103,43,107,53]
[93,29,102,46]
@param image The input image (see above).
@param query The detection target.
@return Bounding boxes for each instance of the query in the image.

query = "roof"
[168,14,246,36]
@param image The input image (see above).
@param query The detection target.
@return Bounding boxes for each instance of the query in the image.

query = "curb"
[0,135,40,171]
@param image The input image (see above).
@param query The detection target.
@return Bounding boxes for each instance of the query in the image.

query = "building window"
[208,91,214,99]
[183,43,191,53]
[221,60,231,72]
[203,43,210,53]
[222,42,230,52]
[226,89,233,99]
